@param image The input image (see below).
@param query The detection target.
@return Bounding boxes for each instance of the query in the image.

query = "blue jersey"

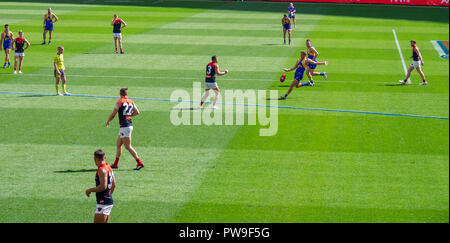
[117,97,134,127]
[307,47,318,69]
[288,6,296,18]
[294,58,308,81]
[2,31,13,49]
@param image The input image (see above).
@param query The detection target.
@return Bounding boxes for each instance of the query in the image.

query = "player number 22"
[122,102,134,116]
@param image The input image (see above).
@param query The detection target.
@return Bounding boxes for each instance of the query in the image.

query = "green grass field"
[0,0,448,223]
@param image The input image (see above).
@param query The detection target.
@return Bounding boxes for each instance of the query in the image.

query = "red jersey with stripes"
[117,97,134,127]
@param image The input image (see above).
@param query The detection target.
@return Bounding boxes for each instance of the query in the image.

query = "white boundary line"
[1,73,394,84]
[392,29,410,84]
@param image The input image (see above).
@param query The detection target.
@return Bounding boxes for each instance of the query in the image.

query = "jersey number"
[122,102,134,116]
[206,65,212,75]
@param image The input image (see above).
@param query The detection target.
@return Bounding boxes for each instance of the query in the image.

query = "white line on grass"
[392,29,410,84]
[3,73,392,84]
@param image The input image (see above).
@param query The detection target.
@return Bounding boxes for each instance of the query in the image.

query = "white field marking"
[392,29,410,84]
[430,40,449,59]
[1,73,392,84]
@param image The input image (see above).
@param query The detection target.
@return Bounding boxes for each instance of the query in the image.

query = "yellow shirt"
[54,53,65,70]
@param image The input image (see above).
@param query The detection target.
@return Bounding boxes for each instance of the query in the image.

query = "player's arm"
[85,168,108,197]
[43,15,46,27]
[283,59,300,72]
[11,39,15,51]
[307,58,328,66]
[52,13,59,23]
[0,33,3,51]
[120,19,127,29]
[106,101,120,127]
[109,175,116,195]
[215,65,228,76]
[24,39,30,51]
[310,47,319,58]
[53,59,59,74]
[131,103,140,117]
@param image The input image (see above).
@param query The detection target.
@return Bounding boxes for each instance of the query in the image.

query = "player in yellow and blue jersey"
[287,2,296,28]
[1,24,13,68]
[42,8,59,45]
[281,14,291,45]
[306,39,327,83]
[280,51,328,100]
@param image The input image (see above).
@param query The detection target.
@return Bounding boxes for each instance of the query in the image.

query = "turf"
[0,0,448,223]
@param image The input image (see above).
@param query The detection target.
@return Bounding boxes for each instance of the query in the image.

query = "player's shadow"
[262,44,282,46]
[54,169,98,173]
[19,95,47,98]
[172,107,196,111]
[379,84,408,87]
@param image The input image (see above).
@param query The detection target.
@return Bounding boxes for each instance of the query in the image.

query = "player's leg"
[42,29,47,44]
[113,37,118,53]
[118,36,123,54]
[288,29,291,45]
[61,74,70,95]
[6,48,10,68]
[122,136,144,170]
[55,70,61,95]
[199,88,210,108]
[48,30,52,44]
[400,65,414,84]
[416,66,427,85]
[94,213,108,223]
[281,80,299,100]
[112,135,123,168]
[283,28,286,45]
[18,55,23,73]
[212,87,220,109]
[13,54,18,73]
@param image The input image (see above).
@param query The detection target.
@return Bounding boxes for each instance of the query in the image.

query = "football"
[280,74,286,82]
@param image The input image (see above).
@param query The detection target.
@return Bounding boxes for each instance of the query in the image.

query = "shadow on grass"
[54,169,98,173]
[7,0,449,23]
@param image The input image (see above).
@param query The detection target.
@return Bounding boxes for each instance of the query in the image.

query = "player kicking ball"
[198,55,228,109]
[106,88,144,170]
[280,51,328,100]
[399,40,427,85]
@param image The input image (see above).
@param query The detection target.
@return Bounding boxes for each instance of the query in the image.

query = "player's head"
[283,14,287,18]
[306,39,312,47]
[48,8,52,13]
[94,149,106,164]
[120,87,128,97]
[212,55,218,63]
[114,14,118,19]
[57,45,64,54]
[4,24,9,30]
[300,50,307,58]
[18,30,23,37]
[410,40,416,46]
[290,2,294,7]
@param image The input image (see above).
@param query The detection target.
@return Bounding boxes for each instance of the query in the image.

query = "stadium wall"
[251,0,449,7]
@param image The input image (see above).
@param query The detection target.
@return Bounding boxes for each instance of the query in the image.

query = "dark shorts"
[45,25,53,31]
[283,24,291,30]
[3,41,11,50]
[308,58,317,69]
[54,69,65,78]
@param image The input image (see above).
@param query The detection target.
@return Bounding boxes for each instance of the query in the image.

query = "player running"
[106,88,144,170]
[54,45,70,96]
[42,8,58,45]
[305,39,327,83]
[111,14,127,54]
[1,24,13,68]
[282,14,292,45]
[287,3,296,28]
[280,51,328,100]
[85,149,116,223]
[12,30,30,74]
[399,40,427,85]
[198,55,229,109]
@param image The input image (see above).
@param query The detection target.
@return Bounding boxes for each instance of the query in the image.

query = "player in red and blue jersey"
[85,149,116,223]
[1,24,13,68]
[280,50,328,100]
[199,55,228,109]
[106,88,144,170]
[111,14,127,54]
[399,40,427,85]
[12,30,30,74]
[42,8,58,45]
